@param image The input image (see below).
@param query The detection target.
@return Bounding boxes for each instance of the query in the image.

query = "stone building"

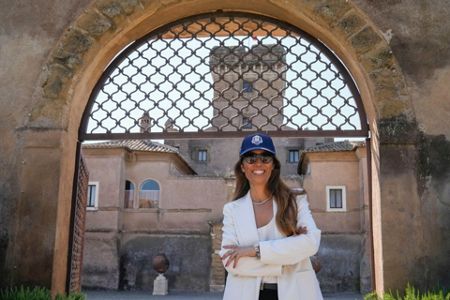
[124,40,333,178]
[80,42,339,292]
[209,44,286,131]
[1,1,450,297]
[81,140,228,291]
[299,141,370,292]
[81,138,370,293]
[165,44,332,176]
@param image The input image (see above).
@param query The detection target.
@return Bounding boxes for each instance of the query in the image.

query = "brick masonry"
[209,222,225,291]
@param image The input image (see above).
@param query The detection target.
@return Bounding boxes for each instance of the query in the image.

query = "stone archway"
[17,0,414,296]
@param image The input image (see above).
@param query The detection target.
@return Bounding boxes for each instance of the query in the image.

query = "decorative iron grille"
[80,12,368,140]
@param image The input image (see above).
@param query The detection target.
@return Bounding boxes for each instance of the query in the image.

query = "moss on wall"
[378,115,419,145]
[417,134,450,197]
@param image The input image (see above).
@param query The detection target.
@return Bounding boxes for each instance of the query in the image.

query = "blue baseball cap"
[239,133,276,156]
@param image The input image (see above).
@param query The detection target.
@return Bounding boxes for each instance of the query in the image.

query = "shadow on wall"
[118,235,211,292]
[316,234,362,293]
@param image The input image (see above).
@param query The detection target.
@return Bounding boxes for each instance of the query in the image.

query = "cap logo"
[251,135,263,145]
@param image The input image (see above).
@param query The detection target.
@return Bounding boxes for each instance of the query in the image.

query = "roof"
[297,140,365,175]
[301,140,365,154]
[82,139,179,153]
[82,140,196,174]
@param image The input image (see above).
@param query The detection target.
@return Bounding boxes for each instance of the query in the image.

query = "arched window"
[81,12,368,141]
[139,179,160,208]
[124,180,135,209]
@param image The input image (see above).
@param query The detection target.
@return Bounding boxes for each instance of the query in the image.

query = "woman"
[220,133,323,300]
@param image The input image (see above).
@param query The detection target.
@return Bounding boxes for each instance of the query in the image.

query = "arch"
[79,12,368,141]
[125,179,135,190]
[124,180,136,209]
[139,179,160,208]
[140,179,160,191]
[25,0,417,295]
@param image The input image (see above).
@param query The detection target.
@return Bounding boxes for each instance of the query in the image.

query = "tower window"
[288,149,299,163]
[198,149,208,162]
[242,80,253,93]
[242,117,252,129]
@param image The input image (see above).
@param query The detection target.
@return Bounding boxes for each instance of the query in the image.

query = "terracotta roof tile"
[302,140,365,154]
[82,140,179,153]
[297,140,365,175]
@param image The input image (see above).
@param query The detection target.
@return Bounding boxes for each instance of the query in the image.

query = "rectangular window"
[242,80,253,93]
[87,182,99,210]
[326,186,346,212]
[242,117,252,129]
[198,149,208,162]
[329,189,342,208]
[288,149,299,163]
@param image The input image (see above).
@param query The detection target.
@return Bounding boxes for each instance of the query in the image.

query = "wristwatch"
[254,244,260,258]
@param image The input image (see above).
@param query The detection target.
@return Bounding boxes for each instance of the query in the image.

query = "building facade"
[81,139,369,293]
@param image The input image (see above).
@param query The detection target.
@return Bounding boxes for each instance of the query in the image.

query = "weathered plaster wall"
[167,137,327,177]
[303,152,363,233]
[318,235,362,293]
[82,231,120,290]
[0,0,90,287]
[355,0,450,289]
[302,149,370,293]
[356,0,450,138]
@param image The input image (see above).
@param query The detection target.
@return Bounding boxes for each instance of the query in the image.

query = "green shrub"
[364,283,450,300]
[0,286,50,300]
[0,286,85,300]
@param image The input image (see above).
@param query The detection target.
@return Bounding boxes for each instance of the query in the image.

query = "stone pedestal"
[153,274,168,296]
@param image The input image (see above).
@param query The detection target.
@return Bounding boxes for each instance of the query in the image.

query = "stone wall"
[83,232,212,291]
[82,232,120,290]
[353,1,450,288]
[317,234,362,293]
[119,234,211,292]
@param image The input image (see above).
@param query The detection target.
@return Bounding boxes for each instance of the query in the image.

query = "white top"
[257,213,277,284]
[220,193,323,300]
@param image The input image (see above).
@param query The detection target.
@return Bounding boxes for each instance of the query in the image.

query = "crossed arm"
[220,196,321,277]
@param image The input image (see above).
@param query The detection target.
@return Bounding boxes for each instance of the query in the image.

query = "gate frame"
[23,0,415,296]
[71,10,375,293]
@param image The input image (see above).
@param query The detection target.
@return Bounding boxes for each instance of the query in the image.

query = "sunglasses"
[242,153,274,164]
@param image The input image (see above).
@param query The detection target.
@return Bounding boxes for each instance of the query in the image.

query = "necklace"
[252,195,272,206]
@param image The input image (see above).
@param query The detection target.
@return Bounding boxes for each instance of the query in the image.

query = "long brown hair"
[233,155,298,236]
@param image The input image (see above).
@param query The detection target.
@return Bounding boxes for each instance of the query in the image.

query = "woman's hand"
[295,226,307,235]
[221,245,256,268]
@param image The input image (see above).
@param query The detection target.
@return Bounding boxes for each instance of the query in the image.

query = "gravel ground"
[84,290,363,300]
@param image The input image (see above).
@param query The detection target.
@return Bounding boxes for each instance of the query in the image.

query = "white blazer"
[220,192,323,300]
